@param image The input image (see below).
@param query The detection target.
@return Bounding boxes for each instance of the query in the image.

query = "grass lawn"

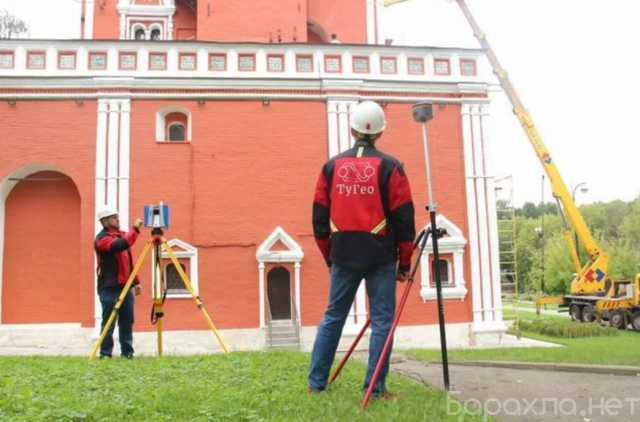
[0,351,488,422]
[407,317,640,367]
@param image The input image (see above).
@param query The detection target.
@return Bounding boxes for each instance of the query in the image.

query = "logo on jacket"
[335,162,377,197]
[337,162,375,183]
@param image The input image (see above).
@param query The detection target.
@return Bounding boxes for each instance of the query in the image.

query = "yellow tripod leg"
[156,312,163,356]
[89,241,153,360]
[161,241,230,354]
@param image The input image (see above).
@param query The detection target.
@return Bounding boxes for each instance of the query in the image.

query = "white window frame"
[156,106,192,142]
[420,215,468,301]
[159,238,198,299]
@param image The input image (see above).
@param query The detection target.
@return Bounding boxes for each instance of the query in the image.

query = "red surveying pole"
[329,318,371,384]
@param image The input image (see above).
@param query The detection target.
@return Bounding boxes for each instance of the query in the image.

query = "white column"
[462,104,483,325]
[118,100,131,230]
[120,13,127,40]
[168,16,175,41]
[106,101,120,210]
[462,103,506,343]
[327,101,340,158]
[259,262,265,328]
[84,0,96,39]
[481,104,504,323]
[337,102,352,152]
[94,100,109,333]
[366,0,383,44]
[470,105,493,322]
[294,262,301,327]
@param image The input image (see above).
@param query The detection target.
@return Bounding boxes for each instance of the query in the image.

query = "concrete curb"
[432,360,640,377]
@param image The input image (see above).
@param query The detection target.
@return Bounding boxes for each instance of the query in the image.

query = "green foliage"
[504,197,640,294]
[0,352,486,422]
[407,313,640,367]
[516,318,619,338]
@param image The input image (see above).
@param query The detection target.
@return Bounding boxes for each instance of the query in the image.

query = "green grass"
[516,317,619,338]
[407,324,640,367]
[0,352,488,422]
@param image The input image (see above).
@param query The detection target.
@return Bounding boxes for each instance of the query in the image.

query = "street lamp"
[571,182,589,255]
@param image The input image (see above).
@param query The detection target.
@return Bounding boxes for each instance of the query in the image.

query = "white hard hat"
[97,207,118,221]
[350,101,386,135]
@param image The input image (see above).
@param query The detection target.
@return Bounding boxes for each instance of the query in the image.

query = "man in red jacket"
[309,101,416,398]
[95,207,144,359]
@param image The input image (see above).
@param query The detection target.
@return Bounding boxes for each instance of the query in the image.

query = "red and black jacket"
[313,140,416,272]
[95,227,140,289]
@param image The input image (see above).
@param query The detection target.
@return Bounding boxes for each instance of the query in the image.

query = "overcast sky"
[1,0,639,206]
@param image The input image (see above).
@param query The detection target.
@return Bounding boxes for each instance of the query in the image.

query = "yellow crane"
[384,0,640,329]
[449,0,640,329]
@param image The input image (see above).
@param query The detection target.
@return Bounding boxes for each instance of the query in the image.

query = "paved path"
[392,359,640,422]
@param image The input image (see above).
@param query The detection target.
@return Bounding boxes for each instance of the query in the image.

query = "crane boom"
[454,0,608,294]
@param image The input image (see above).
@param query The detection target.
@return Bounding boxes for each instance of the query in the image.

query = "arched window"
[156,107,191,142]
[150,28,161,41]
[168,123,186,141]
[134,28,146,40]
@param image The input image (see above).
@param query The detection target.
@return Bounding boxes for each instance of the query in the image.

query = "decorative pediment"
[423,214,466,251]
[161,238,197,258]
[256,226,304,263]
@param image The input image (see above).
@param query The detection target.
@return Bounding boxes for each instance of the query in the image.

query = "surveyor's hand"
[397,270,410,282]
[134,285,142,296]
[134,218,144,230]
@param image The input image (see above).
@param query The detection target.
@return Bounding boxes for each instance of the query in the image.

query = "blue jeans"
[98,286,135,358]
[309,262,397,394]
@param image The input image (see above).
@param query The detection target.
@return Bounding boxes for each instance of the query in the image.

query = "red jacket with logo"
[95,227,140,289]
[313,141,416,272]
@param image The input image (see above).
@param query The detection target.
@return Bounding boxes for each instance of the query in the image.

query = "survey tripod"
[89,227,229,360]
[330,101,452,409]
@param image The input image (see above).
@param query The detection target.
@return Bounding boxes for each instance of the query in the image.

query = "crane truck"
[451,0,640,330]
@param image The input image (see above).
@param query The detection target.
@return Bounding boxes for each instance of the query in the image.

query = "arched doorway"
[2,171,82,323]
[267,267,291,320]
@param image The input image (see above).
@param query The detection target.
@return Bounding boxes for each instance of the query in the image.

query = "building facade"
[0,0,505,355]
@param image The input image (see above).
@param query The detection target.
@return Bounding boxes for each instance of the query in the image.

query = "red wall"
[0,101,97,326]
[0,98,474,331]
[3,172,82,323]
[128,100,329,330]
[92,0,368,44]
[377,104,472,325]
[93,0,120,40]
[307,0,367,44]
[174,0,197,40]
[197,0,308,43]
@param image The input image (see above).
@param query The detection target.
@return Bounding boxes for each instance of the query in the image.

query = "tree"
[0,10,28,40]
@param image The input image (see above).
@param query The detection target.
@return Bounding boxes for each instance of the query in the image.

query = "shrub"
[515,318,619,338]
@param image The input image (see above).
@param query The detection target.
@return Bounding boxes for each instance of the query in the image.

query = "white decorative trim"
[156,106,192,142]
[256,226,304,263]
[0,40,486,84]
[256,227,304,328]
[420,215,468,301]
[159,238,199,299]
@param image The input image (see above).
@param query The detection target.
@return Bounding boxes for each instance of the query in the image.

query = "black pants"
[98,286,135,357]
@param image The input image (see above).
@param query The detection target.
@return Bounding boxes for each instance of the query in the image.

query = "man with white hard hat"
[94,207,144,359]
[309,101,416,399]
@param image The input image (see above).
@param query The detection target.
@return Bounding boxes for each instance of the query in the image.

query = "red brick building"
[0,0,505,355]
